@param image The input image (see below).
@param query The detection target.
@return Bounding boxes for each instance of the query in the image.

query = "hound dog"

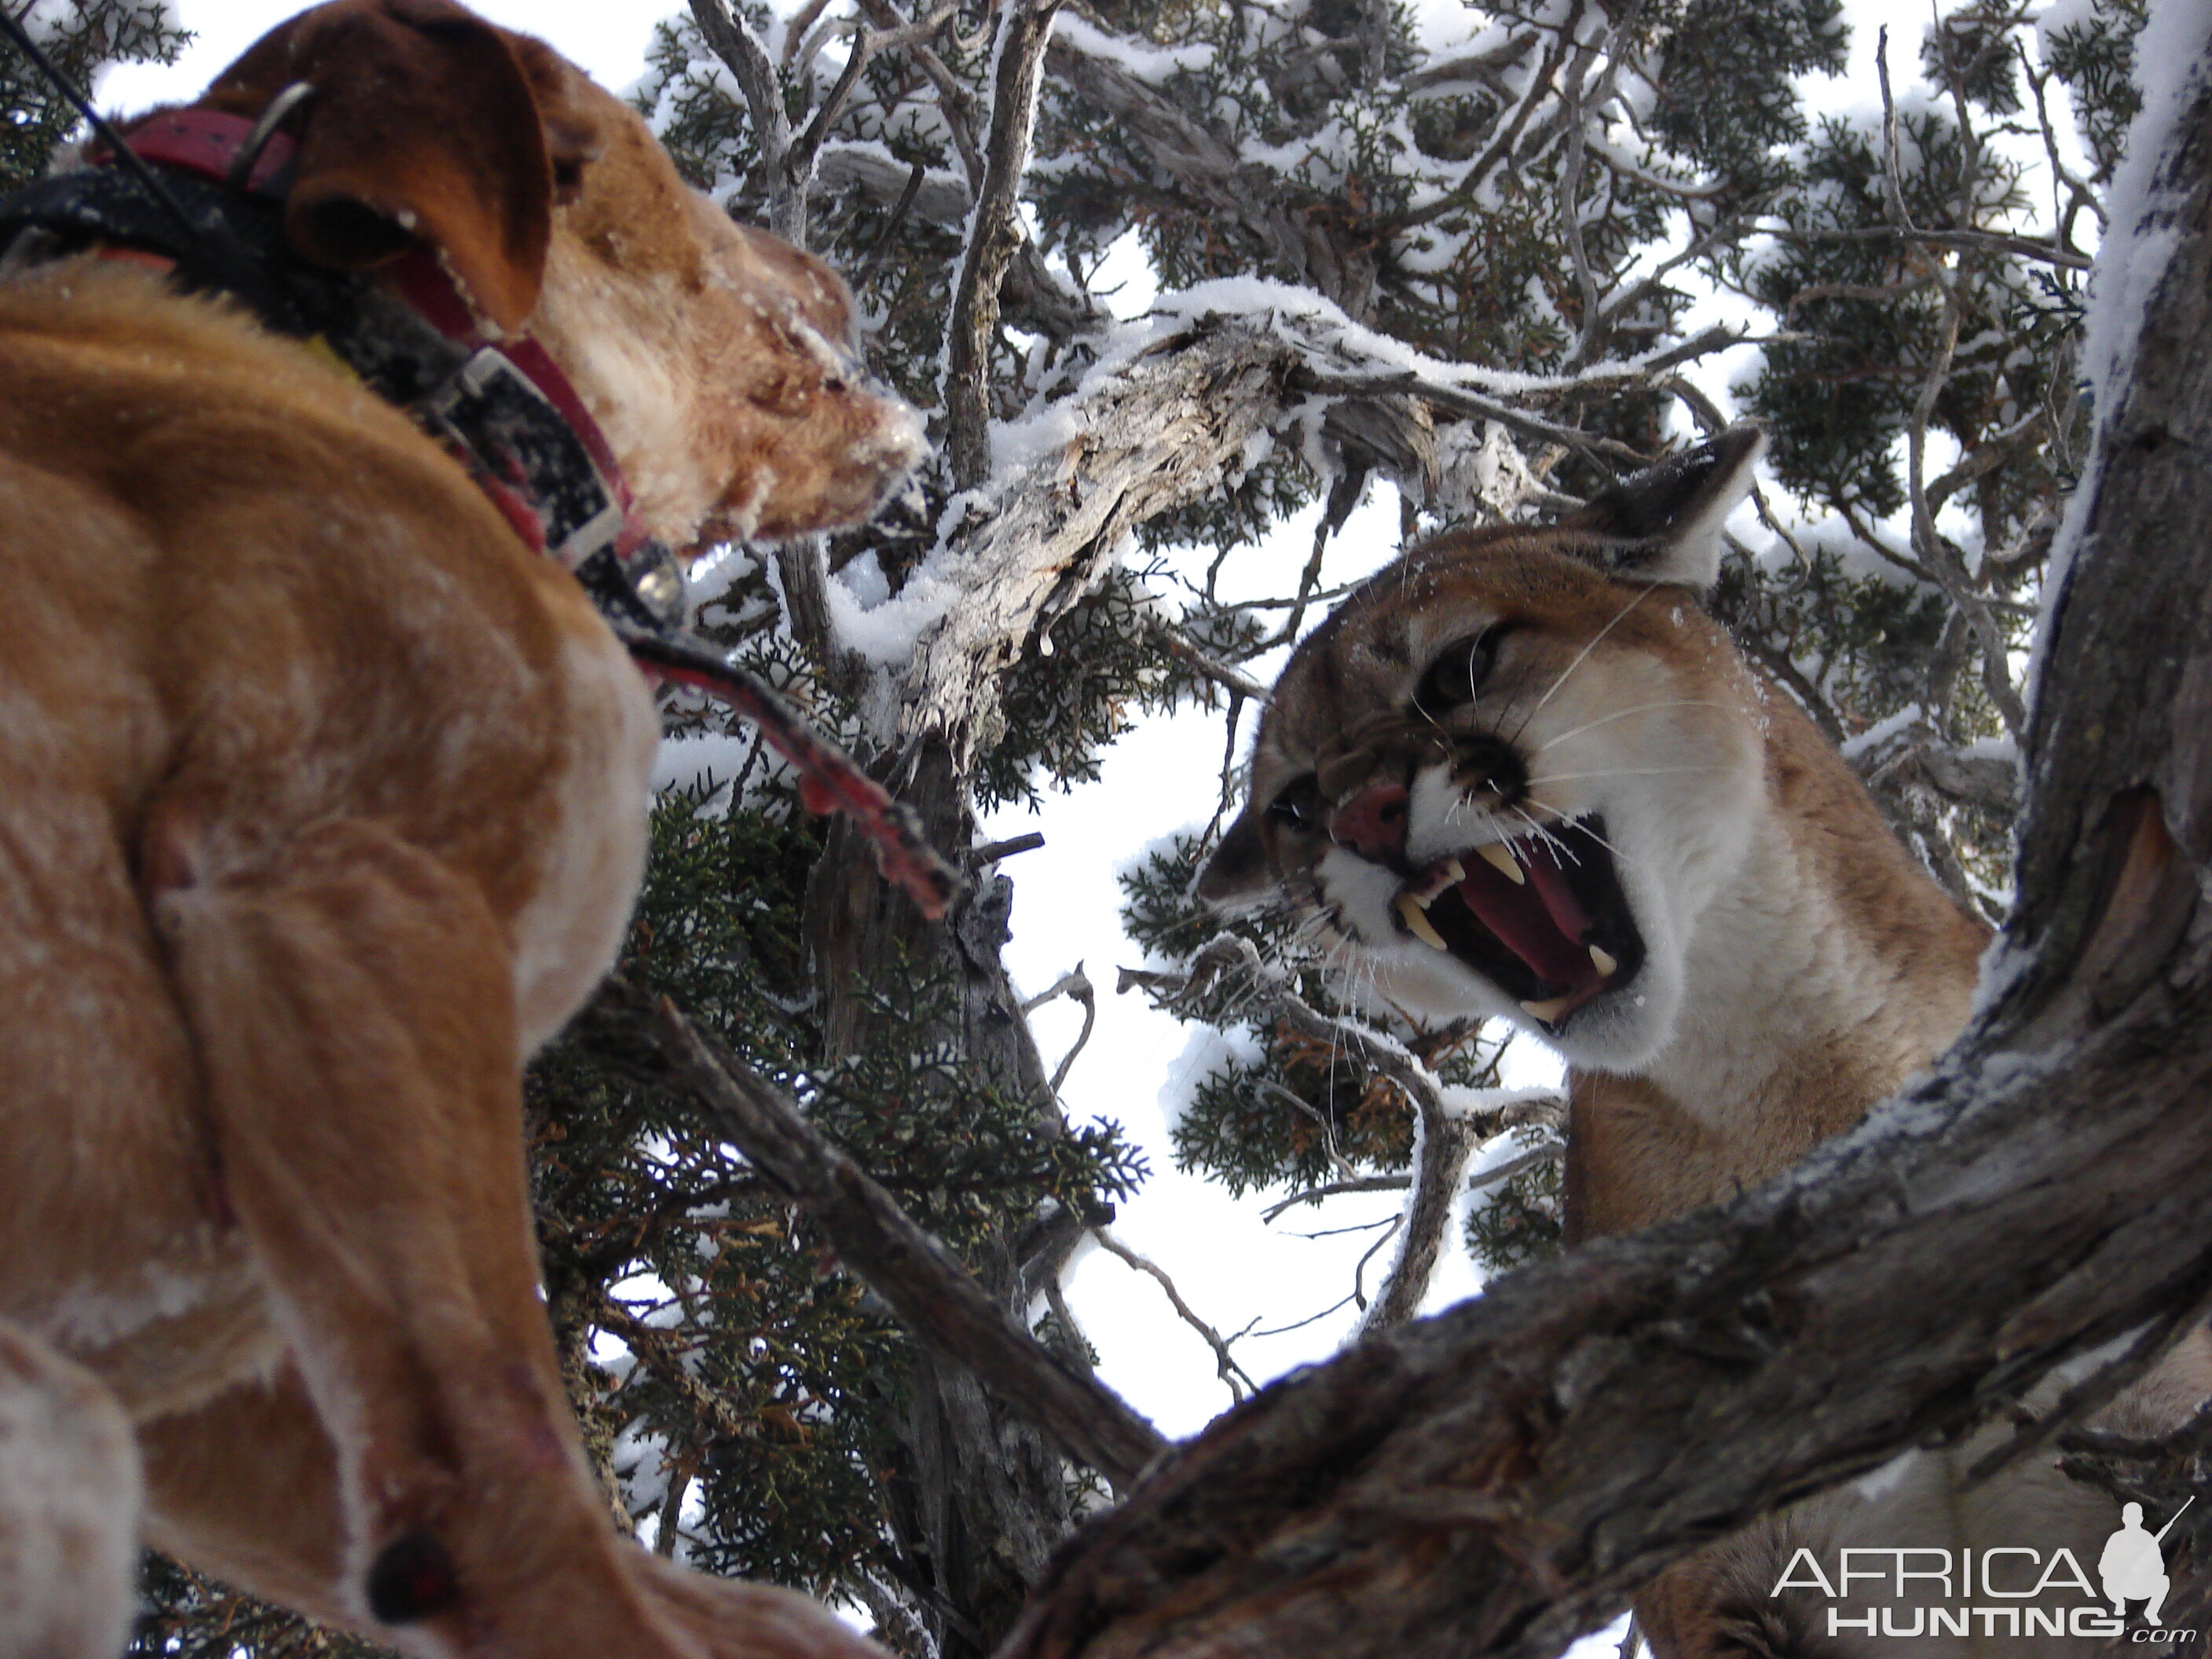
[0,2,925,1654]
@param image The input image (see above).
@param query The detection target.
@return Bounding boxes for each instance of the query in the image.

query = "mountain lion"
[1197,427,2210,1657]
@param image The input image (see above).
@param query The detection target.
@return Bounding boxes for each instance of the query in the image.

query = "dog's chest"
[507,613,662,1056]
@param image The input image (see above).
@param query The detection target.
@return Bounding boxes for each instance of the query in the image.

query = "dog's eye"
[1267,775,1324,832]
[1412,624,1510,720]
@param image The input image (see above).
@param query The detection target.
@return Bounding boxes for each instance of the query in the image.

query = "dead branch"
[987,58,2212,1659]
[1769,223,2095,270]
[1260,1176,1413,1224]
[1020,964,1099,1096]
[1092,1228,1260,1403]
[899,320,1297,765]
[1353,1091,1479,1337]
[897,285,1752,771]
[644,995,1170,1492]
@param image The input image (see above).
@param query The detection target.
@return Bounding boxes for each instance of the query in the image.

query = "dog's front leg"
[152,815,698,1659]
[0,1317,141,1659]
[141,1362,892,1659]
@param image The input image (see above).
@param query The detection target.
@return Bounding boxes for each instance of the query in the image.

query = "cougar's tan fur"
[1201,428,2210,1658]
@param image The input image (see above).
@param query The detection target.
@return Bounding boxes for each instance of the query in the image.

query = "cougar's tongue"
[1455,838,1602,1003]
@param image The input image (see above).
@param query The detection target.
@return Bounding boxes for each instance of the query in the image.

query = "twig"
[1875,27,1914,236]
[1020,963,1098,1095]
[1250,1292,1361,1339]
[1465,1133,1564,1196]
[1263,1175,1413,1223]
[972,831,1046,865]
[1767,224,2092,270]
[852,159,928,278]
[1093,1226,1262,1401]
[1557,70,1603,370]
[1350,1214,1402,1311]
[789,2,959,189]
[1150,620,1273,703]
[646,995,1168,1491]
[1294,368,1646,470]
[858,0,983,185]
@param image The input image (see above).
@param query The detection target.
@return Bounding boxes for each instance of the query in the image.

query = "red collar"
[119,108,668,591]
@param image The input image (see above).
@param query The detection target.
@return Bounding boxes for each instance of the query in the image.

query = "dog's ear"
[206,0,593,332]
[1558,425,1766,594]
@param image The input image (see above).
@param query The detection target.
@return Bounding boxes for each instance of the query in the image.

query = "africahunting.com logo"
[1770,1498,2199,1643]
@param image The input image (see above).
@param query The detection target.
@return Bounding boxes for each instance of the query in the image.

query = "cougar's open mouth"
[1390,817,1644,1030]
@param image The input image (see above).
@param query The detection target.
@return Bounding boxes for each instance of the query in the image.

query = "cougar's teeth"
[1397,895,1450,951]
[1589,944,1618,977]
[1520,995,1572,1024]
[1473,840,1525,885]
[1443,858,1466,884]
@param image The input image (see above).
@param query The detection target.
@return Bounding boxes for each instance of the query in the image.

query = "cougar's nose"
[1329,782,1409,862]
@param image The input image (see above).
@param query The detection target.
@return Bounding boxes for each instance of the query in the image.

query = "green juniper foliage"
[0,0,187,188]
[527,769,1144,1591]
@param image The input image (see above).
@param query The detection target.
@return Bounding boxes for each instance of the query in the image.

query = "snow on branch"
[882,292,1734,764]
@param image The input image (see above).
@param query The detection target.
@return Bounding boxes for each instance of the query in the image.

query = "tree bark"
[804,740,1084,1659]
[989,49,2212,1659]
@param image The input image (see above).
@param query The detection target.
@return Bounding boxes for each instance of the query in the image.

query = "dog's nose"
[1329,782,1409,862]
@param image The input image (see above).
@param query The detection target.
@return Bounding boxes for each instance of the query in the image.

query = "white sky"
[93,4,2056,1650]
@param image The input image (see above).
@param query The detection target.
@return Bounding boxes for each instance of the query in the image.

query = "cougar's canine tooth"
[1473,840,1525,884]
[1397,895,1451,951]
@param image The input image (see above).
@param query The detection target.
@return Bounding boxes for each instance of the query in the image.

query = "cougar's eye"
[1412,624,1511,720]
[1267,775,1324,832]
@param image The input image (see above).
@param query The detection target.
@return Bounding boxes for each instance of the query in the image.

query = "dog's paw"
[0,1321,143,1659]
[628,1547,892,1659]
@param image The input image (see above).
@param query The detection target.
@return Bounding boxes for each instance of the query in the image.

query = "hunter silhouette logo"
[2101,1498,2192,1626]
[1769,1496,2201,1643]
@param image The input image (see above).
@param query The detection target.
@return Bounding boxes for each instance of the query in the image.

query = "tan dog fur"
[1201,432,2211,1657]
[0,2,921,1655]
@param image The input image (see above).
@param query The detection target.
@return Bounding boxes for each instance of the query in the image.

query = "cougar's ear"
[205,0,588,333]
[1195,808,1274,906]
[1564,425,1765,594]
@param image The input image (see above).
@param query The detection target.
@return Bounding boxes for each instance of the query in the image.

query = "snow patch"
[1054,15,1214,81]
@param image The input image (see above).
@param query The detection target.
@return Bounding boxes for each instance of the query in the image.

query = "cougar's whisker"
[1507,582,1660,748]
[1524,765,1733,787]
[1531,700,1734,752]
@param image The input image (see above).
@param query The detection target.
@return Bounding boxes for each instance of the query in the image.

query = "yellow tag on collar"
[300,332,360,382]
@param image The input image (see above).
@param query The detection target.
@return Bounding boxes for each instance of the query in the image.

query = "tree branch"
[1353,1091,1479,1337]
[943,0,1064,489]
[690,0,803,244]
[1091,1228,1259,1402]
[643,995,1170,1493]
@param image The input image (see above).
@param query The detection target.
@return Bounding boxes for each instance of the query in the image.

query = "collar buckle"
[425,344,624,563]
